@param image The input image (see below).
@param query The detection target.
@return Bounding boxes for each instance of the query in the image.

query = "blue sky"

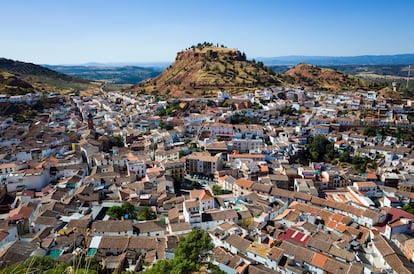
[1,0,412,64]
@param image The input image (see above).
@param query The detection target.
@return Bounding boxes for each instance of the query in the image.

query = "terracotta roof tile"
[311,252,328,269]
[235,178,254,188]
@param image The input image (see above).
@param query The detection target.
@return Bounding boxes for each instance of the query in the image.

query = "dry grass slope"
[0,58,100,95]
[282,63,371,92]
[130,46,281,97]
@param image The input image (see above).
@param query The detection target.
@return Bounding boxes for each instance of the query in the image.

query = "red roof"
[387,208,414,223]
[235,179,254,188]
[386,196,399,203]
[366,173,378,180]
[278,228,311,246]
[8,206,34,221]
[190,189,214,201]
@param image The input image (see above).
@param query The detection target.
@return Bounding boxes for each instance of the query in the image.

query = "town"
[1,84,414,274]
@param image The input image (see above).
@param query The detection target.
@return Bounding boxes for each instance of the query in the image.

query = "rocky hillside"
[0,58,100,95]
[0,70,35,95]
[130,44,281,97]
[281,63,372,91]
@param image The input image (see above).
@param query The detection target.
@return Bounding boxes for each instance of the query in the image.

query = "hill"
[46,65,163,85]
[281,63,375,91]
[0,70,36,95]
[0,58,100,95]
[129,43,281,97]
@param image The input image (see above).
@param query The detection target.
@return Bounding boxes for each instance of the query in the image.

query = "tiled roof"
[224,234,251,252]
[234,178,254,188]
[277,228,311,246]
[92,220,133,233]
[190,189,214,201]
[311,252,328,269]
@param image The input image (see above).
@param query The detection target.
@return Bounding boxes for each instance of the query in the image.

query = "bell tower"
[87,113,94,130]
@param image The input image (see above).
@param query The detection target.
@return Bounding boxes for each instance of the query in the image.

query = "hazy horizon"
[38,53,414,67]
[1,0,413,64]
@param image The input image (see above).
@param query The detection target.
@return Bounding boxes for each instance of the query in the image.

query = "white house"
[134,220,166,237]
[127,154,147,179]
[190,189,215,211]
[183,199,202,224]
[6,167,50,192]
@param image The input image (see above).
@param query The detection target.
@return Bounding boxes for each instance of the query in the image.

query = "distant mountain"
[258,54,414,66]
[60,61,171,68]
[0,58,99,94]
[129,43,281,97]
[281,63,374,91]
[46,65,163,85]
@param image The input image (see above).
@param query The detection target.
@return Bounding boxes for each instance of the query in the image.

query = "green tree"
[339,151,351,163]
[159,120,174,130]
[144,259,172,274]
[212,184,232,195]
[363,126,377,137]
[402,203,414,215]
[110,134,124,148]
[137,206,156,221]
[107,202,137,220]
[306,136,337,163]
[231,112,252,124]
[352,155,377,174]
[175,228,213,263]
[122,202,137,219]
[107,205,124,219]
[144,229,214,274]
[251,102,263,110]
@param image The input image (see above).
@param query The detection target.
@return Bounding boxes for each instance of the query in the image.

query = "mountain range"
[2,48,413,98]
[45,65,163,85]
[257,54,414,66]
[0,58,99,95]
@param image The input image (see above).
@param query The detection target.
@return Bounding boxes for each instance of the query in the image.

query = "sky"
[1,0,413,64]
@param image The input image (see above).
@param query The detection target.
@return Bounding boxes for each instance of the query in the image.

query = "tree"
[339,151,351,163]
[107,205,124,219]
[251,102,263,110]
[175,228,213,263]
[241,52,246,60]
[159,120,174,130]
[231,112,252,124]
[137,206,156,221]
[363,126,377,137]
[352,155,377,174]
[402,203,414,215]
[107,202,138,220]
[212,184,232,195]
[144,229,214,274]
[110,134,124,148]
[306,136,337,163]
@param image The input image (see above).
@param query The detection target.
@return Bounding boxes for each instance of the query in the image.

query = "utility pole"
[407,65,412,89]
